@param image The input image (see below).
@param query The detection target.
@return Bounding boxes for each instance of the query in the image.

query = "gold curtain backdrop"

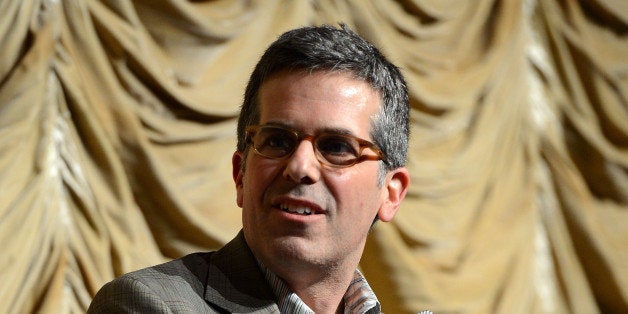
[0,0,626,313]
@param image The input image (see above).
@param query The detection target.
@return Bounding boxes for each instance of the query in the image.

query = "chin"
[270,237,328,264]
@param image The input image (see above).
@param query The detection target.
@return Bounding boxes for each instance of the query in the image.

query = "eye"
[266,133,293,148]
[316,135,358,157]
[256,128,296,156]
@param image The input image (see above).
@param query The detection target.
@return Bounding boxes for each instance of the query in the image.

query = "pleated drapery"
[0,1,626,313]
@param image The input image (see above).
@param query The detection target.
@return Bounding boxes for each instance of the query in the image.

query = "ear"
[232,151,245,208]
[377,167,410,222]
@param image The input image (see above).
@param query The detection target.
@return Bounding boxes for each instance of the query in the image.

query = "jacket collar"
[204,231,279,313]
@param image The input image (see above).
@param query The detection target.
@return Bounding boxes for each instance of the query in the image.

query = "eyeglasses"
[245,125,386,168]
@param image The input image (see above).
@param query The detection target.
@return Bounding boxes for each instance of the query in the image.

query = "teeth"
[280,204,312,215]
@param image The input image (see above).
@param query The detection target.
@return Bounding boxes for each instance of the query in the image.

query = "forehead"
[257,71,381,136]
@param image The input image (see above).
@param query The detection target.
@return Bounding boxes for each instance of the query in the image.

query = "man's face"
[233,71,406,274]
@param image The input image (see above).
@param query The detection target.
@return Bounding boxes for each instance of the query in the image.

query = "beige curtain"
[1,0,626,313]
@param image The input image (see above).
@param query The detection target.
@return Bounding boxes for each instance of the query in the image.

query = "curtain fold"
[1,0,626,313]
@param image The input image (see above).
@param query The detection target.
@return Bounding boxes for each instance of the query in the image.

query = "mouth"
[272,196,323,217]
[278,203,313,215]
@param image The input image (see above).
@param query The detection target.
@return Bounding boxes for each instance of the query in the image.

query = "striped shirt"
[258,262,381,314]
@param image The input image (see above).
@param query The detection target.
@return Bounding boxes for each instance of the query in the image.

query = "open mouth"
[279,203,313,215]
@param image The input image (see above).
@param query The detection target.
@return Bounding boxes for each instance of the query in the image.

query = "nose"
[282,140,321,184]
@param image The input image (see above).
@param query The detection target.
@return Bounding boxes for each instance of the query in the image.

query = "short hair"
[237,24,409,172]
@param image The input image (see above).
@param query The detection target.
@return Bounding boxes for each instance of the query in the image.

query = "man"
[88,24,410,314]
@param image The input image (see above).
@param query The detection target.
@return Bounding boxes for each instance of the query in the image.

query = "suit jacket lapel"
[204,231,279,313]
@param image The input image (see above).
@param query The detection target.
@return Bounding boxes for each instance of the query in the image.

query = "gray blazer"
[88,231,280,313]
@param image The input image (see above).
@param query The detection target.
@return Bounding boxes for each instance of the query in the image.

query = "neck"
[247,235,367,313]
[287,265,354,314]
[264,252,361,314]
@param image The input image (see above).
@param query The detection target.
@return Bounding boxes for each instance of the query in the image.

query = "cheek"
[242,158,282,203]
[327,168,381,212]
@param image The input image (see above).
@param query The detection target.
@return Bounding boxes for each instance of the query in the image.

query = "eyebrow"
[262,121,356,137]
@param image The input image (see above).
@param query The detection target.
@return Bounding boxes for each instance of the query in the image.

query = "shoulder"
[88,232,274,313]
[88,252,217,313]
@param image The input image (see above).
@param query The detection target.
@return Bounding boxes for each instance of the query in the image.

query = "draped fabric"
[1,0,626,313]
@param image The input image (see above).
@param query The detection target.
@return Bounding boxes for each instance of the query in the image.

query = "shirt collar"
[257,261,381,314]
